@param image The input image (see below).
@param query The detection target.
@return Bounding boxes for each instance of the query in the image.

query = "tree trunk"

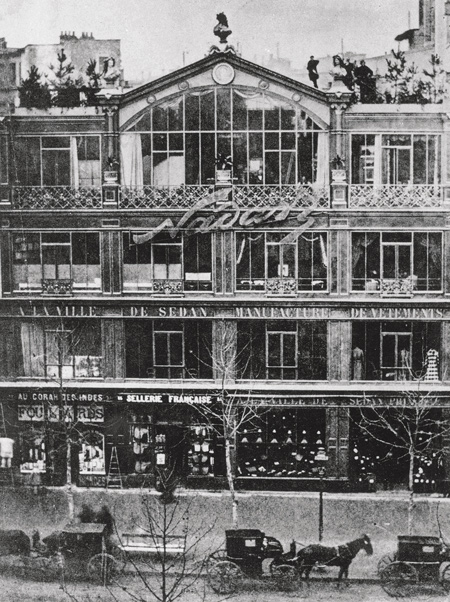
[224,437,238,528]
[66,438,74,519]
[408,449,415,535]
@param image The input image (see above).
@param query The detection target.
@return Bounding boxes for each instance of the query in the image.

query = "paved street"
[2,574,450,602]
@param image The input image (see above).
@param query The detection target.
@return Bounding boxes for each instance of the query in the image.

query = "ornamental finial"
[213,13,232,45]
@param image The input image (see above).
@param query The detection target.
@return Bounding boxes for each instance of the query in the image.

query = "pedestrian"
[307,55,319,89]
[354,60,375,102]
[343,58,355,90]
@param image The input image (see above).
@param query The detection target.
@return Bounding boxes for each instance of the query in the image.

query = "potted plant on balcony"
[330,155,346,183]
[104,156,119,183]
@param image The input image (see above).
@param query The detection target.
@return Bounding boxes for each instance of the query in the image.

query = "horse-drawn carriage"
[206,529,373,593]
[379,535,450,597]
[1,523,124,583]
[206,529,301,593]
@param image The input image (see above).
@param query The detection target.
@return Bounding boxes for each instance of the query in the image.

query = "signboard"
[117,393,214,405]
[14,391,112,403]
[18,405,104,422]
[241,395,450,408]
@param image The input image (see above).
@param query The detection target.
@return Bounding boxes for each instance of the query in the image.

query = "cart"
[58,522,124,583]
[207,529,300,594]
[379,535,450,597]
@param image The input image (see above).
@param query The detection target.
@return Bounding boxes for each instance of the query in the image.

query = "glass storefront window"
[237,409,326,478]
[20,427,46,473]
[79,428,105,474]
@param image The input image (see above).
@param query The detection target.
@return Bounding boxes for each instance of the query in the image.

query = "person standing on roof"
[307,56,320,89]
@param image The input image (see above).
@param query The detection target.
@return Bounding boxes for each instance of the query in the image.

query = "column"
[326,407,350,479]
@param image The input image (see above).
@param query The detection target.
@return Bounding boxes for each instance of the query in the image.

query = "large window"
[12,232,101,291]
[351,134,441,186]
[237,408,326,478]
[352,321,440,381]
[352,232,442,292]
[125,320,213,379]
[14,135,101,187]
[123,232,212,291]
[18,320,103,379]
[122,89,327,188]
[237,320,327,380]
[236,231,328,292]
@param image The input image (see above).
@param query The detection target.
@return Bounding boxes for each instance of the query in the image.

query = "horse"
[295,534,373,586]
[0,530,31,556]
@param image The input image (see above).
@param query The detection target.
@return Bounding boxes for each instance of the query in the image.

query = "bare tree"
[22,316,104,518]
[192,320,266,528]
[351,384,450,534]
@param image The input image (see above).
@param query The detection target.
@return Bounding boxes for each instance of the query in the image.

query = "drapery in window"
[121,133,143,187]
[70,137,79,188]
[21,322,44,377]
[314,133,329,189]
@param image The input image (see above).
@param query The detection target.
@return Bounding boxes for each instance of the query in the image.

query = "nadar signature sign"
[133,188,318,245]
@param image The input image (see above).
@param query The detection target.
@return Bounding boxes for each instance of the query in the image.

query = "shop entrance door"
[154,424,186,478]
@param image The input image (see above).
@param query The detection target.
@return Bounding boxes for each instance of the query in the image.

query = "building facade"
[0,46,449,493]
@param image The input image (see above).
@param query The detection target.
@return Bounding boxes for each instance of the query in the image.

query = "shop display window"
[20,427,46,473]
[79,428,105,474]
[237,409,326,478]
[187,426,215,476]
[129,411,153,474]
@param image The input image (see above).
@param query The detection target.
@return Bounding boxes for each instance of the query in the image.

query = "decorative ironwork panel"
[381,278,414,296]
[13,187,102,209]
[349,185,442,208]
[151,280,183,294]
[42,279,73,295]
[119,184,329,209]
[233,185,329,208]
[266,278,297,294]
[119,185,214,209]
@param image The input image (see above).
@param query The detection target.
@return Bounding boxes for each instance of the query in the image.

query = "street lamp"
[314,446,328,542]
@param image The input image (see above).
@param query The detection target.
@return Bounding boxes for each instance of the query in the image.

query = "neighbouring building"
[0,16,449,495]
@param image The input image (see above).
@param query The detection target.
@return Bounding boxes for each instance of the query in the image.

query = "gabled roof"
[119,50,328,107]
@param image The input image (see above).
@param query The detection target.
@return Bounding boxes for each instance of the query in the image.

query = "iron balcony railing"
[348,184,443,209]
[9,184,329,210]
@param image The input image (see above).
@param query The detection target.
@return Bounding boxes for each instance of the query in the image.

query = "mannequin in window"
[399,348,411,381]
[424,348,439,381]
[352,346,364,380]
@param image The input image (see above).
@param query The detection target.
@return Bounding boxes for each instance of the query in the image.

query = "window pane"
[200,91,214,130]
[233,90,247,130]
[216,88,231,130]
[15,138,40,185]
[185,95,200,130]
[233,133,247,184]
[42,150,70,185]
[265,152,279,184]
[168,96,183,131]
[154,332,168,364]
[185,133,199,184]
[413,135,427,184]
[42,136,70,148]
[200,133,215,183]
[283,334,296,365]
[268,333,281,366]
[281,152,295,184]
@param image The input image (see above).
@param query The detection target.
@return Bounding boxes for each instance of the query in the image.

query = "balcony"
[41,279,73,295]
[237,278,327,294]
[12,187,102,209]
[348,185,442,209]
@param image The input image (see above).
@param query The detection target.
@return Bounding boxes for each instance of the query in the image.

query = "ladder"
[0,404,14,486]
[106,446,122,489]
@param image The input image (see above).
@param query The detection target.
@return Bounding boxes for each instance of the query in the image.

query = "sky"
[2,0,418,81]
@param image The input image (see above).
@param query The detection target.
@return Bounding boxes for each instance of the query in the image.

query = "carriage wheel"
[88,553,121,584]
[441,563,450,592]
[207,560,242,594]
[271,564,302,592]
[206,548,227,575]
[377,552,397,575]
[108,545,127,573]
[380,562,418,598]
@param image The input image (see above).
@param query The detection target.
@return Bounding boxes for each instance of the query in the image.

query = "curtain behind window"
[121,134,143,187]
[21,322,44,377]
[314,133,329,189]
